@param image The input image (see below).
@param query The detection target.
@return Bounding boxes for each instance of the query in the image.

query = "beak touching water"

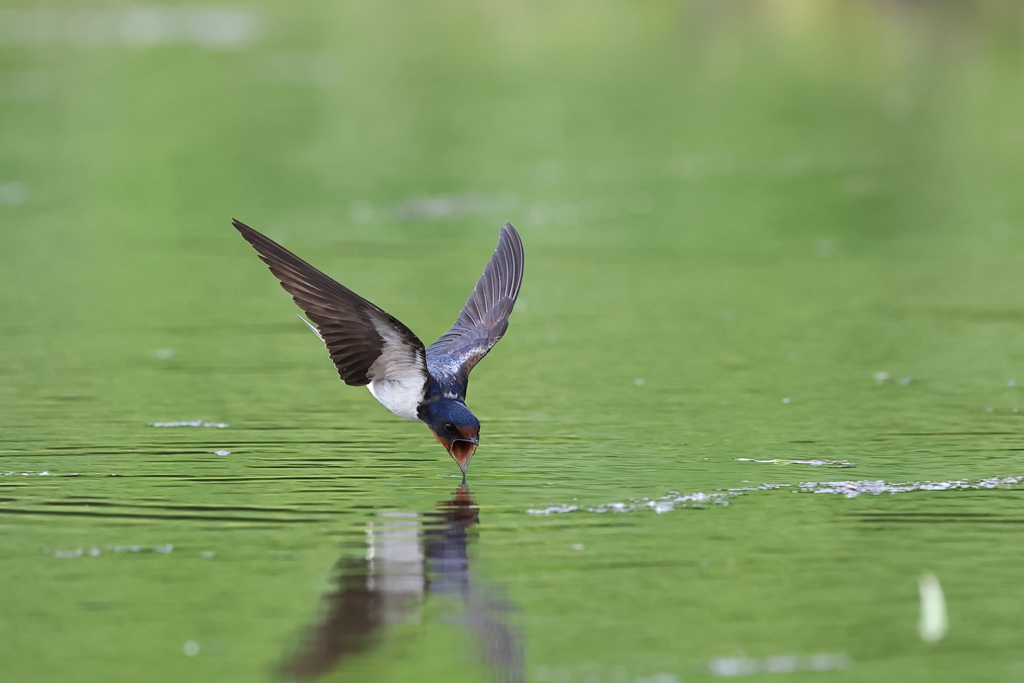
[434,428,479,475]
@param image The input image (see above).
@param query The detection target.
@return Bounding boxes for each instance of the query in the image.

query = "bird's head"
[418,399,480,475]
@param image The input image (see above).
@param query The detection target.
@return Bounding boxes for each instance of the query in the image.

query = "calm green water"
[4,2,1024,681]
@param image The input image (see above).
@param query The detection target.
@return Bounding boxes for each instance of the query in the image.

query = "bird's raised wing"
[426,223,524,384]
[233,220,428,390]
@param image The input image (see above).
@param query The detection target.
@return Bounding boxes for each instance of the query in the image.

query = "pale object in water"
[918,572,948,643]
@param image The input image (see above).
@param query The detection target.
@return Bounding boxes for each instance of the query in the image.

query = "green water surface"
[3,2,1024,681]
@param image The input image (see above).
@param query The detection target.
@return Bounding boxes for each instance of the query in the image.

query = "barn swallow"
[233,219,524,476]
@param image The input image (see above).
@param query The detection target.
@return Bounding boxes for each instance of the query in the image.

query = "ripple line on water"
[37,500,331,515]
[0,506,326,524]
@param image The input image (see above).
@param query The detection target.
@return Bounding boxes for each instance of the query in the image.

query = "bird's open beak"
[434,429,479,475]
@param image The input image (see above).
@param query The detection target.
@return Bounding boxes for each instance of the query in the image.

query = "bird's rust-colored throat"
[434,428,479,474]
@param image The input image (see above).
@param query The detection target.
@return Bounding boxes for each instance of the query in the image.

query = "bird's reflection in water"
[282,485,523,682]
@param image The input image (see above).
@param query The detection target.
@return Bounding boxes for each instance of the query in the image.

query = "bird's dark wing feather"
[233,219,427,387]
[426,223,524,384]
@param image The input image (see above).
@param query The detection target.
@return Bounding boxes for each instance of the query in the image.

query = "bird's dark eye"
[444,422,458,435]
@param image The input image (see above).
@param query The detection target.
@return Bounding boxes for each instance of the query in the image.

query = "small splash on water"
[148,419,228,428]
[799,475,1023,498]
[736,458,855,468]
[708,653,850,677]
[214,450,230,456]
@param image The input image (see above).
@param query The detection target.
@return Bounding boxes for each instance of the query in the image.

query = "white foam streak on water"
[708,653,850,677]
[525,504,580,516]
[44,544,174,557]
[727,483,792,492]
[735,458,855,468]
[148,419,228,428]
[799,475,1023,498]
[526,476,1024,516]
[526,491,729,516]
[639,492,728,514]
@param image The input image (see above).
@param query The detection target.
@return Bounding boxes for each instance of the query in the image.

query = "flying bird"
[233,219,524,476]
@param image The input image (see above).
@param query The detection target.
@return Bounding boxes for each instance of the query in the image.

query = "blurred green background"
[3,2,1024,682]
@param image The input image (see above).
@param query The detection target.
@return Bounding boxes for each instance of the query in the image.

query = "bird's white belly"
[367,380,422,421]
